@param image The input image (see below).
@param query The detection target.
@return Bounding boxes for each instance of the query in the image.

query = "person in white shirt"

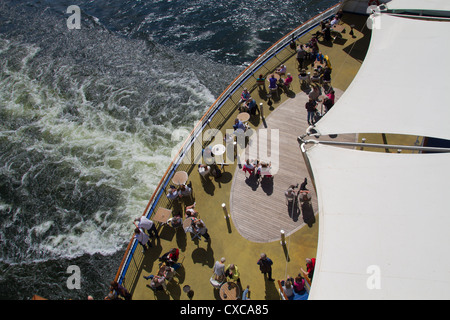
[213,257,226,282]
[194,219,210,242]
[134,216,158,238]
[330,15,339,27]
[275,64,287,76]
[134,227,151,252]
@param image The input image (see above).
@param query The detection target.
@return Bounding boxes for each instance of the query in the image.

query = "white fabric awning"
[306,143,450,299]
[305,9,450,299]
[314,13,450,140]
[385,0,450,12]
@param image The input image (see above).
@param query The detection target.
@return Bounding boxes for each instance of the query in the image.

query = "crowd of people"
[280,257,316,299]
[124,205,317,301]
[102,13,343,301]
[133,204,213,295]
[296,33,337,124]
[250,18,338,128]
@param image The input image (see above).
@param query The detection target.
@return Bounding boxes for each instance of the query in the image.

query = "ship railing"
[113,2,342,292]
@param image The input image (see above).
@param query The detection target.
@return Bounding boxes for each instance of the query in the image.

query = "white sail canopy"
[314,13,450,140]
[306,144,450,299]
[385,0,450,12]
[305,6,450,299]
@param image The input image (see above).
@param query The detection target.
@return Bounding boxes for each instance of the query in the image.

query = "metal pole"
[300,138,450,153]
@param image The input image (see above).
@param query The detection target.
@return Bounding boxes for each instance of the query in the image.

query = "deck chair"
[183,218,201,240]
[190,229,201,240]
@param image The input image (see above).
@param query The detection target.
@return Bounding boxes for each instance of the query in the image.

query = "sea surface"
[0,0,338,300]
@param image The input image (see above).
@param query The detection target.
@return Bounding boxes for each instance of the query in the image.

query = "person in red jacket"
[159,247,179,266]
[301,258,316,281]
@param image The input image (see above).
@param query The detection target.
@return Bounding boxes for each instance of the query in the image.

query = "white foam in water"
[0,34,220,262]
[30,221,54,237]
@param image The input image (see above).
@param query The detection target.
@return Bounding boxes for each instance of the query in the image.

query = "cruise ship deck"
[119,11,371,301]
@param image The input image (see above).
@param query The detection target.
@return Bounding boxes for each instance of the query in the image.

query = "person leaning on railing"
[109,281,132,300]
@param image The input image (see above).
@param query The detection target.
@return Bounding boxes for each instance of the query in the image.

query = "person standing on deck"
[134,216,159,239]
[134,227,151,252]
[301,258,316,281]
[305,97,317,125]
[110,281,132,300]
[257,253,274,281]
[194,219,210,242]
[297,45,306,70]
[213,257,226,282]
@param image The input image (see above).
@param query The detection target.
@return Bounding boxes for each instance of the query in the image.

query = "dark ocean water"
[0,0,338,300]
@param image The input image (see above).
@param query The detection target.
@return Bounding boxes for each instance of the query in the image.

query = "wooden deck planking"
[230,88,356,243]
